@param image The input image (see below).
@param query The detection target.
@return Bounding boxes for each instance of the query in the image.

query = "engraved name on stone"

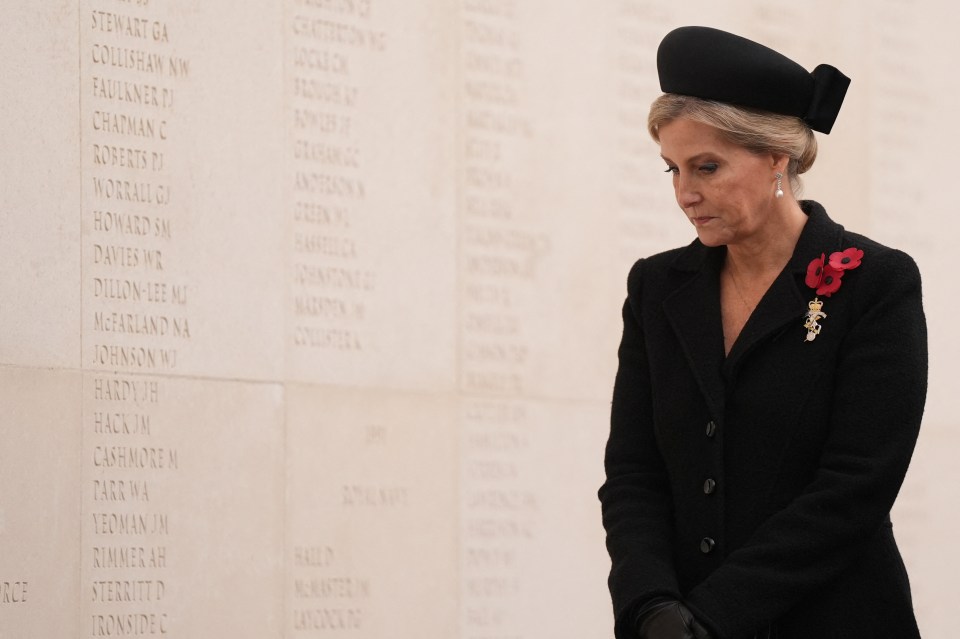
[92,546,166,570]
[93,376,160,404]
[91,613,169,637]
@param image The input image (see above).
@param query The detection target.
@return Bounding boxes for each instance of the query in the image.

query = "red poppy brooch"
[803,247,864,342]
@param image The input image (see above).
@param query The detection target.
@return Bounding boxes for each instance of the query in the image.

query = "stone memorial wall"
[2,1,957,637]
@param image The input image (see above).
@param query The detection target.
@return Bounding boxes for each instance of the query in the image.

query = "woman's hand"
[637,599,713,639]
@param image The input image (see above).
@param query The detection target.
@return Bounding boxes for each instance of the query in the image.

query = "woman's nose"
[675,175,701,208]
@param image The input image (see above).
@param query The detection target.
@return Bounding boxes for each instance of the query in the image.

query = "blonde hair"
[648,93,818,193]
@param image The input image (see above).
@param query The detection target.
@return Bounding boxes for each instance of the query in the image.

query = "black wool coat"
[599,202,928,639]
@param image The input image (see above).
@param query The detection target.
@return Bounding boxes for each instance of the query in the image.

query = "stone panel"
[285,385,459,637]
[284,1,458,389]
[0,367,81,637]
[80,373,284,637]
[80,0,286,380]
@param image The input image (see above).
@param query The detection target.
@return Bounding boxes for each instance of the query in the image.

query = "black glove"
[635,599,713,639]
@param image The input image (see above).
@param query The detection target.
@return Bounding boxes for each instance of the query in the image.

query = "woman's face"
[658,117,782,248]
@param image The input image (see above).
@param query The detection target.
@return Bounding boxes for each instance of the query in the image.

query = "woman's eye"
[699,163,718,174]
[663,166,678,175]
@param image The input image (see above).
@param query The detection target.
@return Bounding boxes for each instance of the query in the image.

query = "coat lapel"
[662,243,727,420]
[724,201,846,376]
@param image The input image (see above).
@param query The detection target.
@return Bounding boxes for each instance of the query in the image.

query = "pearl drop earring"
[775,172,784,199]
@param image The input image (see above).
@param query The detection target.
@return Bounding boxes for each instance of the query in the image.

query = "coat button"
[703,478,716,494]
[700,537,716,554]
[705,421,717,437]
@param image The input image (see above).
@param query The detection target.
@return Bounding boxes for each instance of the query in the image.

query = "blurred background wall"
[1,1,956,636]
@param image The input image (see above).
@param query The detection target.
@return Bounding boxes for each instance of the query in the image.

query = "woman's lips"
[691,216,715,226]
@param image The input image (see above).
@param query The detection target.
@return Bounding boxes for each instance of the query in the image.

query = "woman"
[599,26,927,639]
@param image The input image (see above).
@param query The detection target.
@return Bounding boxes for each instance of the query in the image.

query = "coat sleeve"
[684,249,928,638]
[599,259,682,638]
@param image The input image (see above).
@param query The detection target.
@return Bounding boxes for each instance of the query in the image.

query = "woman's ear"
[771,153,790,173]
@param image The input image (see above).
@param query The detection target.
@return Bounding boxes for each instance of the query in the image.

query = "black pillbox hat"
[657,26,850,134]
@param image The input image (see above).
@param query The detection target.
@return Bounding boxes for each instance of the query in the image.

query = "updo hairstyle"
[648,93,818,194]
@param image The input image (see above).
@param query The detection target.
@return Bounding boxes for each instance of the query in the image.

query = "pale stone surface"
[0,367,81,637]
[1,1,959,636]
[285,385,459,637]
[80,373,284,637]
[284,1,459,390]
[0,3,81,368]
